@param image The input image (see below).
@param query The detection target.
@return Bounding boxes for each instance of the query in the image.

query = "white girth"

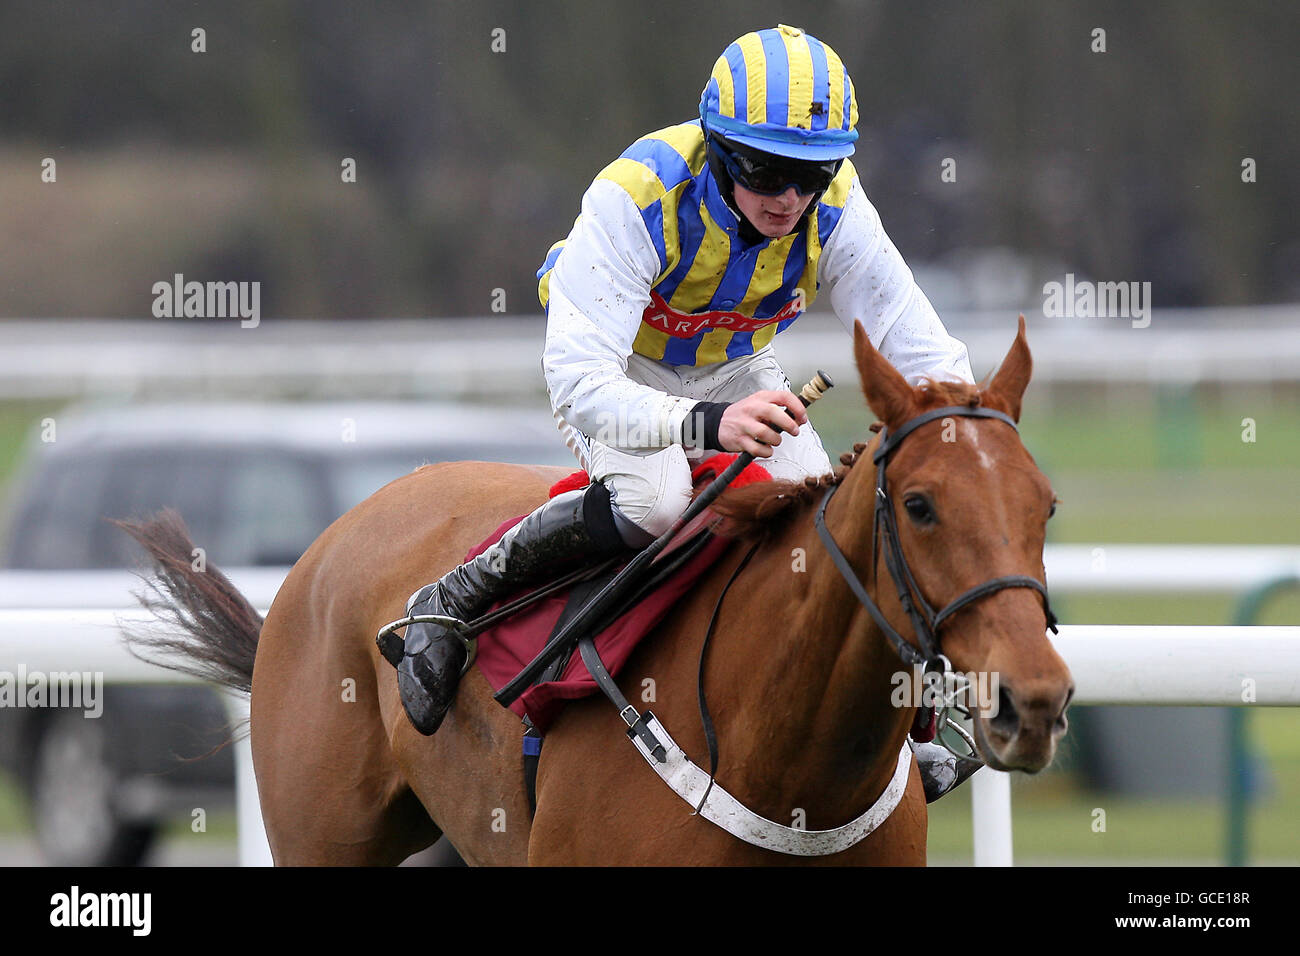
[629,713,914,857]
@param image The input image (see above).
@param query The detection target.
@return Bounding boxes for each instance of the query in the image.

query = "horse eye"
[1049,499,1058,519]
[904,496,934,524]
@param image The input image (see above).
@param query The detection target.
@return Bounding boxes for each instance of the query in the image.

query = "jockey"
[390,25,975,757]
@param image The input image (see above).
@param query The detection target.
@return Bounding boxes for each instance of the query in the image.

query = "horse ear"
[985,315,1033,423]
[853,320,913,427]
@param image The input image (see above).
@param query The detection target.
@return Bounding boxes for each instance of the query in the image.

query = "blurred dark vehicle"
[0,401,571,865]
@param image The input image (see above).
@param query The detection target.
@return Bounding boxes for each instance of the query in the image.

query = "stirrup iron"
[377,612,476,674]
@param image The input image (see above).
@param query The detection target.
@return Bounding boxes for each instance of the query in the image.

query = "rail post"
[1227,574,1300,866]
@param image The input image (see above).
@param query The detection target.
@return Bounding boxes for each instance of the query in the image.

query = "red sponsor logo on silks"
[641,289,806,339]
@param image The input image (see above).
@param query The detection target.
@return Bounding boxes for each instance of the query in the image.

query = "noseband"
[814,405,1059,672]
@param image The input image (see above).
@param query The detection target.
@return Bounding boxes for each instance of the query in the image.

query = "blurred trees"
[0,0,1295,318]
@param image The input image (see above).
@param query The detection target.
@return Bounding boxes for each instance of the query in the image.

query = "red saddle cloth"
[470,454,770,732]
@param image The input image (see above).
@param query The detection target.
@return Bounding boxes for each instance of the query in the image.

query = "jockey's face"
[732,183,817,238]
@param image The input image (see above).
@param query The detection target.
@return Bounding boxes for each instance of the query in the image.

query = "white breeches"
[552,346,833,537]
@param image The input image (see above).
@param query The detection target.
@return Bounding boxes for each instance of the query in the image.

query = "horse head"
[849,317,1073,773]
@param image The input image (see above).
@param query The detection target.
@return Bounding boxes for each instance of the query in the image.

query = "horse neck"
[708,465,915,825]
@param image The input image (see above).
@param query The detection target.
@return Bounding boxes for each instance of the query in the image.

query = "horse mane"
[712,376,990,539]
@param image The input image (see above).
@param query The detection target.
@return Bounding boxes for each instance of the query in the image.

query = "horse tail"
[114,508,261,695]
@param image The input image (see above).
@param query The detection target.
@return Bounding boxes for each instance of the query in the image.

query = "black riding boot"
[380,484,628,735]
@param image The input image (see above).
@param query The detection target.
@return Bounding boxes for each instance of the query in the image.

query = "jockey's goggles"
[709,135,842,197]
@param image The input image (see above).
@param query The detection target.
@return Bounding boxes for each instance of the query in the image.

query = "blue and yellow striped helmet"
[699,24,859,161]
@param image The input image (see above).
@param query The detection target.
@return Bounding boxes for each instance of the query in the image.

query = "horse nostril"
[1054,685,1075,732]
[988,686,1019,738]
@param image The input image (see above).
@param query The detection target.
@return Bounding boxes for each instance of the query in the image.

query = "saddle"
[470,454,771,733]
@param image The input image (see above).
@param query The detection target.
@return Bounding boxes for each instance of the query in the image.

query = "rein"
[814,404,1059,675]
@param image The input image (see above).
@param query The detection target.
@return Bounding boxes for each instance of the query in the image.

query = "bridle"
[814,404,1059,677]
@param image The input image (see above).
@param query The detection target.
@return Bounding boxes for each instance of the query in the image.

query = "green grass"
[0,400,63,488]
[927,708,1300,865]
[161,811,237,842]
[1056,592,1300,629]
[0,771,26,832]
[0,767,237,862]
[1020,392,1300,474]
[1048,470,1300,544]
[813,383,1300,469]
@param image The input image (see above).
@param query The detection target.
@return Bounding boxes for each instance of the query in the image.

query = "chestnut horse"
[122,318,1072,865]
